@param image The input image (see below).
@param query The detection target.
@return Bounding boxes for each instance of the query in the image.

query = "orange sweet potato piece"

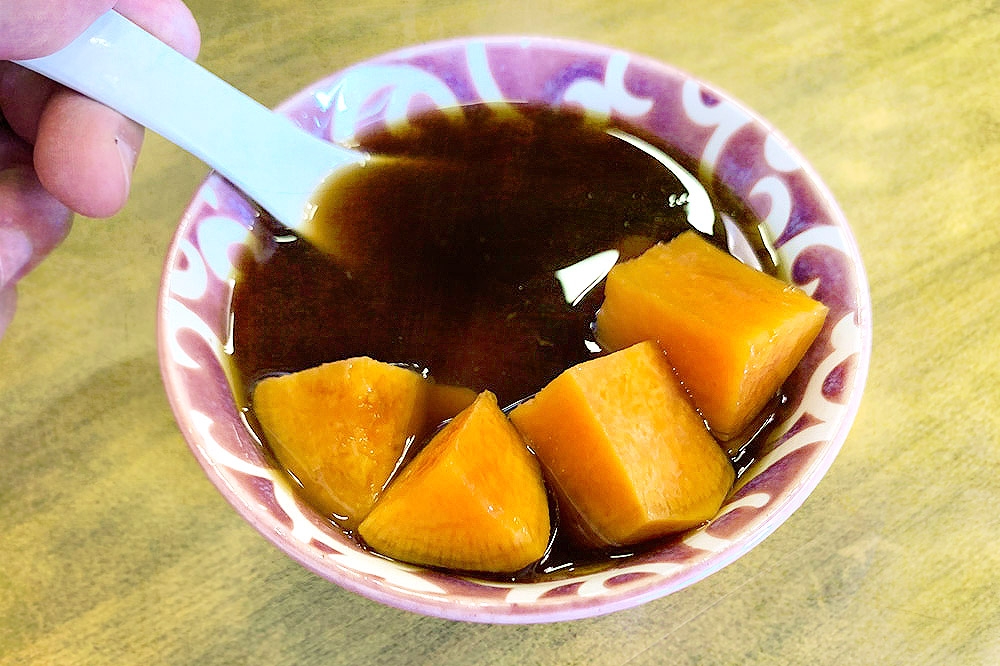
[425,382,478,429]
[358,391,551,573]
[595,231,828,440]
[509,341,734,548]
[252,357,429,529]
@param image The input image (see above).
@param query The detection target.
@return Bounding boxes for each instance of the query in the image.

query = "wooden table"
[3,1,998,663]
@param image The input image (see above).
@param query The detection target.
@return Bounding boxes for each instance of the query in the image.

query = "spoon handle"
[15,11,363,229]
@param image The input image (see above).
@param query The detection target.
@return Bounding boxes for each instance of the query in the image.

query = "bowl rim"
[157,34,872,624]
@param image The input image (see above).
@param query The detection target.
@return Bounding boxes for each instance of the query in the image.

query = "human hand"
[0,0,200,339]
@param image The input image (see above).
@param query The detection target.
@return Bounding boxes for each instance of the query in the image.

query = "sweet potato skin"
[595,231,828,439]
[510,341,735,547]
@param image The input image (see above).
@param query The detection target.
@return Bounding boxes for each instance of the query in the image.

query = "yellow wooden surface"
[2,1,999,664]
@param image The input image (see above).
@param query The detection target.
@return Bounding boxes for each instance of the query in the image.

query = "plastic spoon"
[16,11,721,251]
[14,10,367,239]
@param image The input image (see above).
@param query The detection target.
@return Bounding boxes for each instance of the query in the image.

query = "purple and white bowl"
[157,37,871,624]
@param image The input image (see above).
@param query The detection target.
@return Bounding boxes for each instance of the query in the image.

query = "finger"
[114,0,201,59]
[0,225,32,289]
[0,165,73,286]
[0,63,60,143]
[2,0,200,219]
[33,88,145,219]
[0,0,199,61]
[1,121,34,167]
[0,0,115,60]
[1,67,138,218]
[0,0,200,145]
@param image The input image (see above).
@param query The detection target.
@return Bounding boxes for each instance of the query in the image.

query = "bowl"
[157,36,871,623]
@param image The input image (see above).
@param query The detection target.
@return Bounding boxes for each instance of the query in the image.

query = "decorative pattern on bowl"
[157,36,871,624]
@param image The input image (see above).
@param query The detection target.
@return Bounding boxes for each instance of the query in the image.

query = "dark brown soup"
[227,102,778,579]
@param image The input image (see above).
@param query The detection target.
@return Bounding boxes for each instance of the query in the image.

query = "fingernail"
[0,227,33,288]
[116,135,139,200]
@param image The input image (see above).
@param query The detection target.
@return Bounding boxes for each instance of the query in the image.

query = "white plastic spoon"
[15,10,367,235]
[16,11,722,255]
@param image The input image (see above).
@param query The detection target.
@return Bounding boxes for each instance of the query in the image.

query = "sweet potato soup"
[225,103,795,579]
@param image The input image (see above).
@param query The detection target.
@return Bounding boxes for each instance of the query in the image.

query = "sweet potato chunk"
[509,341,734,547]
[252,357,429,529]
[358,391,551,573]
[595,231,828,440]
[425,382,478,430]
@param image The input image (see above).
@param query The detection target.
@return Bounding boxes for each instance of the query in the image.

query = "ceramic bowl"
[157,36,871,623]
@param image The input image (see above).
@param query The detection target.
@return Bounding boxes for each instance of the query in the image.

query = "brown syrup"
[226,102,779,581]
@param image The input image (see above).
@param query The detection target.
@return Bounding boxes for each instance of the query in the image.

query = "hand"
[0,0,200,339]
